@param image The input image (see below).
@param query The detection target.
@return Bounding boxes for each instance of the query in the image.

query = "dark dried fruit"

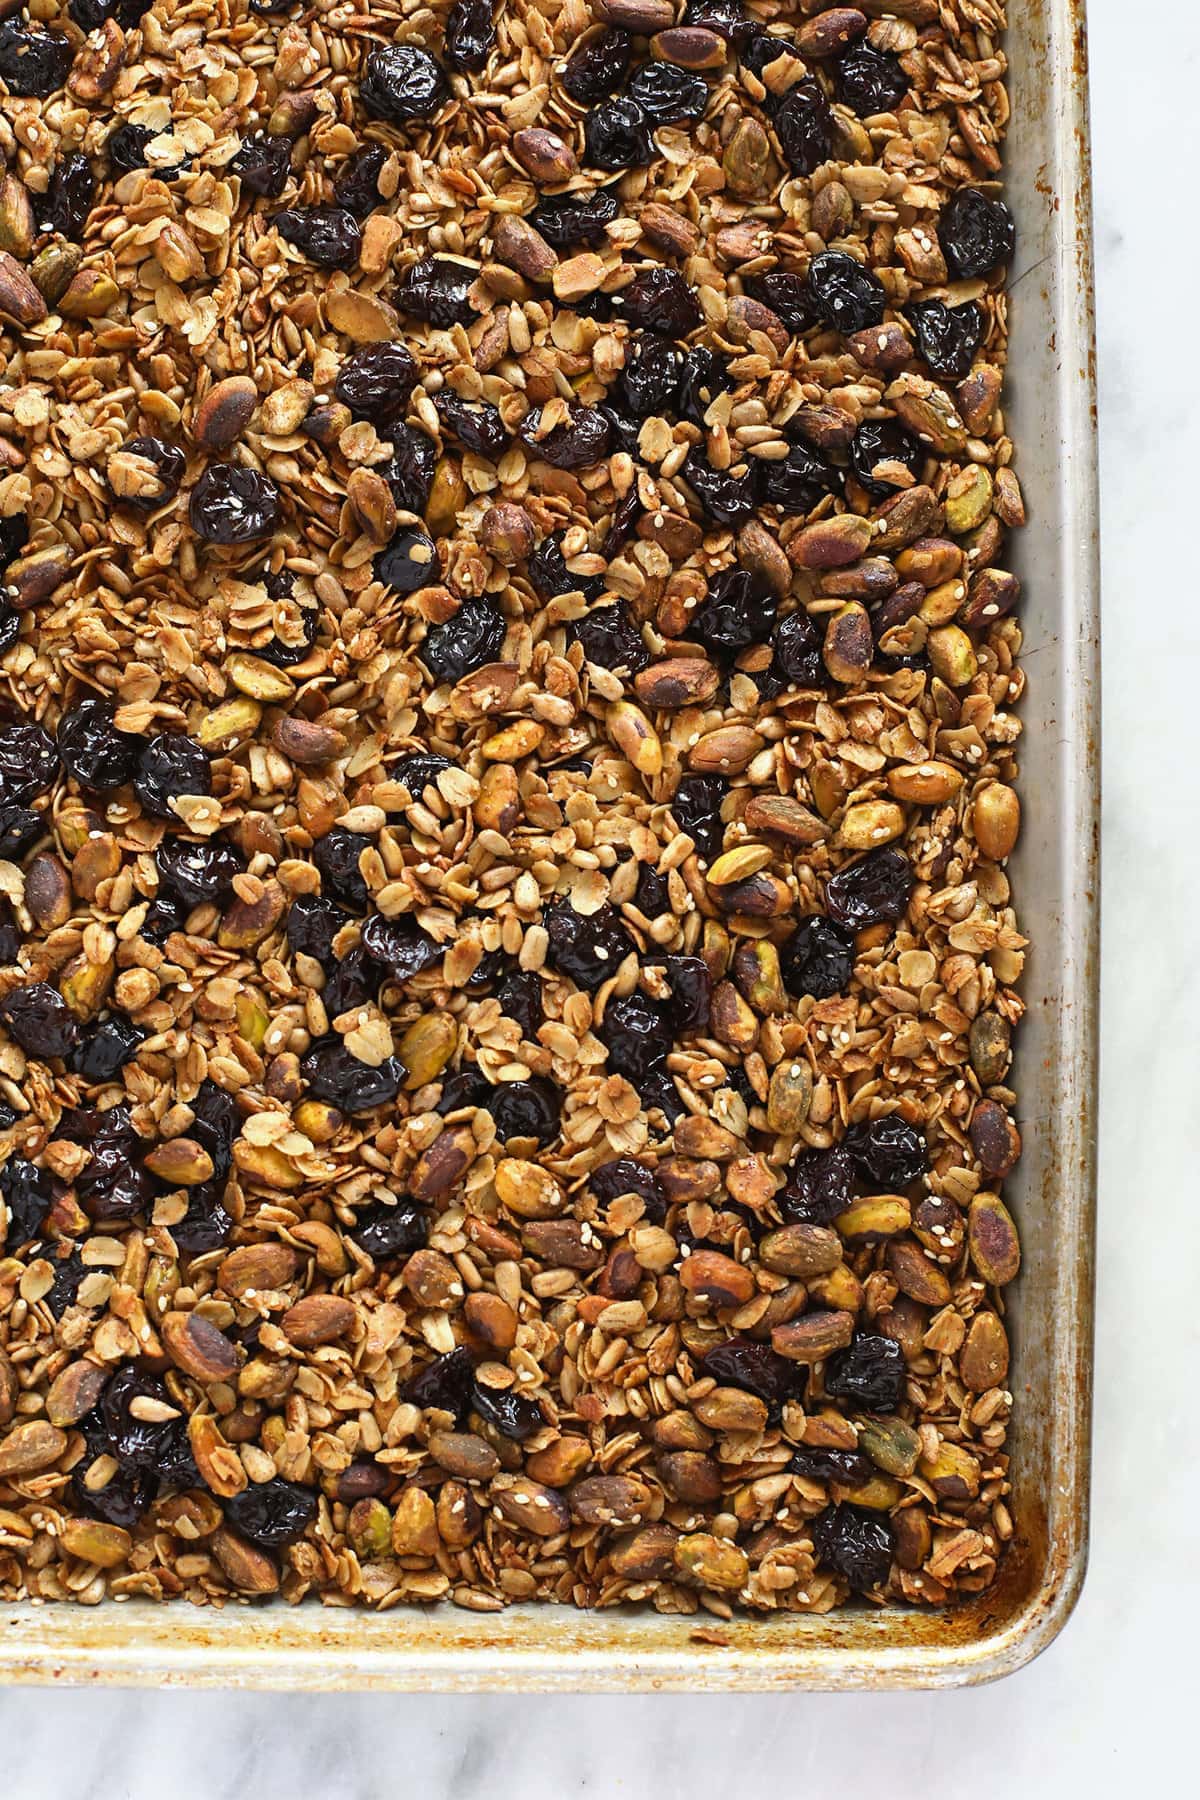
[849,420,923,499]
[68,1016,145,1085]
[779,917,855,1000]
[778,1144,854,1225]
[321,944,381,1020]
[231,134,293,199]
[939,186,1015,280]
[570,601,649,674]
[683,0,758,49]
[225,1478,317,1546]
[0,896,17,965]
[360,914,443,983]
[99,1367,171,1472]
[349,1198,428,1262]
[274,205,361,269]
[403,1344,473,1413]
[156,834,244,909]
[286,893,347,969]
[824,846,913,932]
[105,123,156,173]
[56,699,138,793]
[806,250,886,334]
[618,266,703,338]
[0,607,20,655]
[69,0,151,25]
[58,1104,152,1222]
[530,188,619,248]
[811,1503,893,1591]
[444,0,495,71]
[764,607,824,691]
[677,345,732,426]
[563,29,631,106]
[0,1155,59,1248]
[518,404,612,471]
[360,45,451,127]
[590,1157,665,1223]
[73,1459,153,1531]
[628,61,709,125]
[834,43,908,115]
[704,1337,806,1407]
[0,805,42,862]
[379,424,437,514]
[530,531,604,603]
[0,982,78,1058]
[789,1446,873,1487]
[692,567,777,657]
[139,892,187,948]
[437,1067,489,1115]
[332,143,388,217]
[313,825,369,912]
[907,298,986,381]
[0,722,58,805]
[685,452,759,527]
[0,21,72,99]
[843,1116,926,1187]
[433,390,507,459]
[663,955,711,1034]
[495,966,543,1038]
[471,1382,543,1442]
[617,333,682,420]
[744,272,812,334]
[739,31,798,97]
[300,1040,406,1114]
[545,900,634,991]
[775,78,833,176]
[110,437,186,513]
[671,772,727,862]
[40,151,95,241]
[335,342,418,424]
[421,595,506,682]
[601,991,672,1085]
[824,1334,907,1412]
[760,441,841,515]
[584,97,653,172]
[492,1076,561,1146]
[377,528,438,594]
[395,257,478,326]
[189,465,281,544]
[134,732,211,820]
[393,752,451,798]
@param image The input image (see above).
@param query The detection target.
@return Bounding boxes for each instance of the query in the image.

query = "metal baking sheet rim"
[0,0,1099,1691]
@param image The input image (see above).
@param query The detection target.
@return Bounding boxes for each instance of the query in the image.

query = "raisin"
[812,1503,893,1591]
[633,863,668,917]
[156,834,245,908]
[780,917,855,1000]
[174,1183,235,1254]
[39,150,95,240]
[110,436,186,512]
[589,1156,665,1222]
[518,404,612,470]
[561,30,631,106]
[395,256,478,326]
[334,342,418,425]
[190,1082,237,1183]
[765,607,824,691]
[685,453,760,526]
[139,893,187,948]
[618,266,703,338]
[584,97,653,172]
[105,123,156,172]
[640,1068,685,1124]
[300,1040,405,1113]
[760,441,842,515]
[628,61,709,125]
[0,722,59,805]
[59,1103,152,1223]
[740,32,798,99]
[0,896,18,964]
[691,567,777,657]
[274,205,361,269]
[778,1144,854,1225]
[331,143,387,216]
[188,465,281,544]
[230,133,292,199]
[433,390,507,459]
[471,1382,544,1442]
[843,1116,926,1187]
[393,752,451,798]
[597,403,641,459]
[377,528,439,593]
[806,250,886,334]
[677,345,732,425]
[849,420,924,499]
[360,914,443,983]
[421,595,506,682]
[775,78,834,176]
[834,44,908,115]
[156,1419,201,1490]
[379,424,437,513]
[0,607,20,655]
[545,900,634,991]
[530,188,620,247]
[703,1337,806,1407]
[254,599,319,670]
[529,531,604,603]
[492,1075,561,1146]
[825,846,913,931]
[670,772,727,862]
[443,0,495,72]
[617,334,682,420]
[663,955,711,1034]
[349,1198,429,1262]
[907,298,986,381]
[312,825,370,912]
[134,732,211,820]
[225,1479,317,1546]
[683,0,758,49]
[101,1367,173,1472]
[73,1460,153,1531]
[68,1016,145,1084]
[321,945,381,1020]
[360,46,451,127]
[495,966,543,1038]
[403,1345,473,1414]
[789,1446,873,1487]
[45,1244,88,1318]
[939,187,1015,280]
[437,1068,489,1115]
[824,1334,907,1412]
[0,982,78,1058]
[286,893,347,969]
[570,601,649,674]
[0,804,42,862]
[0,1155,59,1248]
[601,991,672,1085]
[744,272,812,334]
[0,21,72,98]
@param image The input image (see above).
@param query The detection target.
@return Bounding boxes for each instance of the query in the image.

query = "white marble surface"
[0,5,1185,1794]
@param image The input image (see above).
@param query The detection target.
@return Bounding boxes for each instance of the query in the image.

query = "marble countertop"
[0,6,1183,1794]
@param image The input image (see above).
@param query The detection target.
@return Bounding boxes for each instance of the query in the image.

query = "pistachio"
[411,1125,475,1200]
[789,513,873,570]
[0,1420,66,1476]
[492,215,558,283]
[673,1531,748,1592]
[491,1475,571,1536]
[271,714,347,765]
[736,519,791,594]
[281,1293,357,1347]
[513,128,578,185]
[969,1011,1012,1085]
[193,377,258,449]
[771,1311,855,1363]
[479,502,535,562]
[60,1516,133,1568]
[634,657,720,709]
[212,1527,279,1594]
[426,457,466,536]
[58,268,120,319]
[473,762,520,835]
[217,878,286,949]
[144,1138,215,1187]
[731,939,788,1014]
[743,793,829,844]
[391,1485,440,1556]
[161,1310,240,1384]
[723,118,773,199]
[766,1058,814,1133]
[968,1099,1022,1178]
[678,1249,755,1308]
[823,602,874,682]
[836,799,906,850]
[25,853,72,929]
[797,7,868,56]
[857,1416,920,1479]
[495,1156,565,1220]
[609,1523,679,1579]
[835,1196,911,1242]
[651,26,726,68]
[525,1435,591,1487]
[943,464,994,535]
[893,1507,932,1571]
[397,1012,458,1088]
[959,566,1020,628]
[605,700,662,777]
[927,623,978,687]
[919,1439,981,1500]
[197,696,263,749]
[973,781,1021,860]
[707,843,773,886]
[0,176,33,259]
[959,1310,1011,1390]
[5,544,72,608]
[595,0,674,28]
[760,1221,841,1278]
[568,1474,653,1526]
[0,250,47,326]
[480,718,545,762]
[46,1360,109,1427]
[687,725,764,775]
[639,203,700,258]
[348,1498,393,1556]
[346,467,397,545]
[967,1191,1021,1285]
[29,240,82,307]
[886,1239,952,1307]
[886,760,964,805]
[217,1243,300,1298]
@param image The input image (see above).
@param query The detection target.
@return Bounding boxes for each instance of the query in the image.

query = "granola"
[0,0,1024,1616]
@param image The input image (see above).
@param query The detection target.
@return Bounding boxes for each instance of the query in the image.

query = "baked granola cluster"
[0,0,1026,1615]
